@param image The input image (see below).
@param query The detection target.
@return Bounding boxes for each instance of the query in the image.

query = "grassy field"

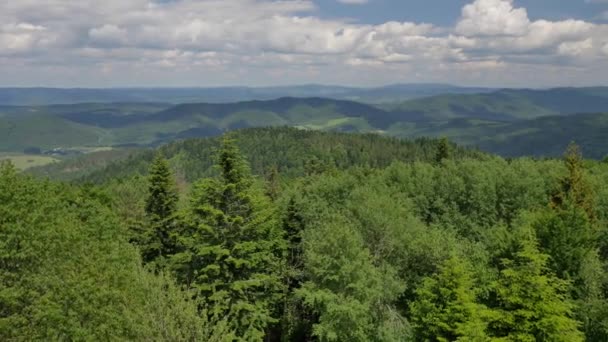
[0,153,59,170]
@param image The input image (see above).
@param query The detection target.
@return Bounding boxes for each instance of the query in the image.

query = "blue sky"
[1,0,608,87]
[317,0,607,24]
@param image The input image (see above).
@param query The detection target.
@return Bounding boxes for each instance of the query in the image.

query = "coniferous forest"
[1,127,607,341]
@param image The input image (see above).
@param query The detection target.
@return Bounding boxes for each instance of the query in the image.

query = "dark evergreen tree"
[540,143,600,295]
[551,142,595,219]
[141,153,179,266]
[280,197,316,341]
[435,137,451,164]
[172,136,285,340]
[265,165,281,201]
[145,153,179,220]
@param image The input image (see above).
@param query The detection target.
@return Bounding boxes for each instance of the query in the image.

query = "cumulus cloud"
[558,38,594,57]
[456,0,529,36]
[0,0,607,87]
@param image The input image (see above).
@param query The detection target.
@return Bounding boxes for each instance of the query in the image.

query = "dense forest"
[2,127,608,341]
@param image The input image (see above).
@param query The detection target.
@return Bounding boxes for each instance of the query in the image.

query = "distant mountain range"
[0,84,492,106]
[1,86,608,159]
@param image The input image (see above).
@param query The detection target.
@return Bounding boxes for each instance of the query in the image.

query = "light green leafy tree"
[297,215,407,342]
[410,256,489,342]
[486,234,583,342]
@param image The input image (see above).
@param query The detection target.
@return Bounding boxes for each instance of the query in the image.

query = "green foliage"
[5,129,608,341]
[435,137,451,164]
[551,142,595,219]
[140,154,180,266]
[297,216,407,342]
[0,162,223,340]
[145,153,179,221]
[171,137,285,339]
[532,207,597,287]
[410,256,488,342]
[79,127,488,184]
[486,232,583,342]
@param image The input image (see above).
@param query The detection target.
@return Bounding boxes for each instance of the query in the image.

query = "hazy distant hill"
[0,84,492,106]
[2,87,608,159]
[386,87,608,121]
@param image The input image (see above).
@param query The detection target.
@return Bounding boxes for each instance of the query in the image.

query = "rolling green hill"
[388,113,608,159]
[386,87,608,122]
[29,127,488,182]
[0,115,107,151]
[4,87,608,160]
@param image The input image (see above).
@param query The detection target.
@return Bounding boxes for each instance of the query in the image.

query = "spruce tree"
[487,237,583,341]
[280,196,315,341]
[172,136,285,340]
[435,137,451,164]
[541,143,599,290]
[142,153,179,266]
[551,142,594,219]
[265,165,281,201]
[410,256,488,342]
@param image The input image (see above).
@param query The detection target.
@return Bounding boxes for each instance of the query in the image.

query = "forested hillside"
[4,130,608,340]
[30,127,486,182]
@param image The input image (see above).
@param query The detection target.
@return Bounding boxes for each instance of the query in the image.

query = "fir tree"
[145,154,179,221]
[283,197,305,288]
[172,136,285,340]
[435,137,451,164]
[486,237,583,341]
[280,196,315,341]
[410,256,488,342]
[551,142,594,219]
[265,165,281,201]
[142,153,179,266]
[541,143,599,292]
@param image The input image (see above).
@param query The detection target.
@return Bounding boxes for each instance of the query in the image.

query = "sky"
[2,0,608,88]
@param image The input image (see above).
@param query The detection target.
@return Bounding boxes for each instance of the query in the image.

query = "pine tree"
[410,256,488,342]
[435,137,451,164]
[172,136,285,340]
[142,153,179,266]
[486,237,583,341]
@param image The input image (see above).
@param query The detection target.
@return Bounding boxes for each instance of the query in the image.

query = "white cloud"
[558,38,593,56]
[0,0,607,87]
[456,0,529,36]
